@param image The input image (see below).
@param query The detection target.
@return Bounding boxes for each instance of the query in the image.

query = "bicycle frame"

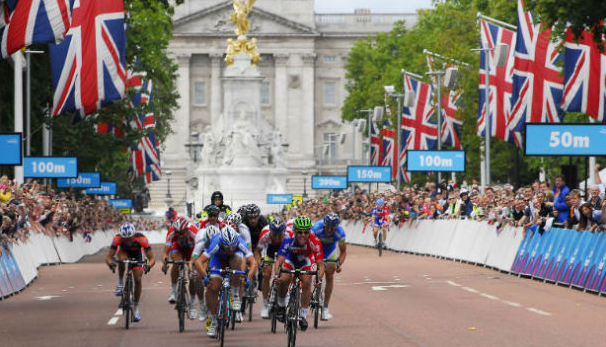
[113,258,144,330]
[279,268,318,347]
[165,259,190,332]
[211,268,246,347]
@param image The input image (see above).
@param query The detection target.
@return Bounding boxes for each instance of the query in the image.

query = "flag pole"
[13,51,24,184]
[477,12,517,31]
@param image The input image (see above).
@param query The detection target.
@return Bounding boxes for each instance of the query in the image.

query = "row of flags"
[1,0,161,186]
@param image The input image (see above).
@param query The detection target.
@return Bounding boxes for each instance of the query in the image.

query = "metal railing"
[315,13,417,27]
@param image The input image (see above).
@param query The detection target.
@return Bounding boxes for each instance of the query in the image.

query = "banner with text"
[57,172,101,188]
[0,133,22,166]
[347,166,392,183]
[24,157,77,178]
[407,150,466,172]
[267,194,293,204]
[86,182,117,195]
[312,175,347,189]
[525,123,606,156]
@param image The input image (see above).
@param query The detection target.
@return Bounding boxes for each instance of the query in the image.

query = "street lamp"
[24,50,44,157]
[185,131,204,163]
[302,170,308,199]
[384,85,404,189]
[165,170,173,206]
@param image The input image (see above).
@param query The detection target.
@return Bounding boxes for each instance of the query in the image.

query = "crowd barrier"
[0,229,167,299]
[511,227,606,294]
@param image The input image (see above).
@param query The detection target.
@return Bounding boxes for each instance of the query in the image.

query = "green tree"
[0,0,179,197]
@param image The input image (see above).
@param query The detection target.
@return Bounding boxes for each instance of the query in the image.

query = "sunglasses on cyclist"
[296,230,310,235]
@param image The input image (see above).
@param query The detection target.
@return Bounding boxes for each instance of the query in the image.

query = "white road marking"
[371,284,409,291]
[503,301,522,307]
[527,308,552,316]
[462,287,479,293]
[446,280,461,287]
[114,309,123,316]
[480,293,499,300]
[344,281,398,285]
[107,317,120,325]
[425,278,432,280]
[36,295,60,300]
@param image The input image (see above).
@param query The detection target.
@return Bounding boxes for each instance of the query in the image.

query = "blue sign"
[267,194,293,204]
[57,172,101,188]
[86,182,117,195]
[525,123,606,156]
[110,199,133,209]
[312,176,347,189]
[24,157,77,178]
[406,150,465,172]
[0,133,21,165]
[347,166,391,183]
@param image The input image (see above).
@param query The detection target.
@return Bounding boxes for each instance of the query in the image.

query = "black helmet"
[211,191,223,203]
[237,205,248,216]
[206,205,220,216]
[248,204,261,217]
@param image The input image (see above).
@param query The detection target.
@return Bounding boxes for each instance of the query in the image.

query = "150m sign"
[24,157,77,178]
[525,123,606,156]
[347,166,391,183]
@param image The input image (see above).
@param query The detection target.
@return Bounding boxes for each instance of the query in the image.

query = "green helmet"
[293,216,312,231]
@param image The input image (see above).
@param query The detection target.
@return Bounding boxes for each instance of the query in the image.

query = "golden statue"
[225,0,260,66]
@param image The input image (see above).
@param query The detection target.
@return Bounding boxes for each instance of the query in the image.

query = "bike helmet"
[172,216,189,232]
[237,205,248,216]
[460,189,469,197]
[323,212,340,228]
[226,212,242,226]
[205,204,220,216]
[220,225,239,246]
[248,204,261,217]
[211,191,223,202]
[119,222,136,238]
[293,216,312,232]
[376,198,385,206]
[205,225,220,240]
[165,207,177,221]
[269,218,286,235]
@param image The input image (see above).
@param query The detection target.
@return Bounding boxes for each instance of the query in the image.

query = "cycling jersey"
[111,233,150,267]
[243,215,268,249]
[234,222,252,249]
[277,233,323,271]
[201,233,252,278]
[197,217,225,230]
[311,220,346,261]
[165,222,199,260]
[257,225,293,260]
[372,206,390,226]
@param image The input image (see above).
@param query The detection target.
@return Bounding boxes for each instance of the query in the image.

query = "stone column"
[210,53,223,125]
[273,53,289,138]
[165,53,191,163]
[300,53,316,163]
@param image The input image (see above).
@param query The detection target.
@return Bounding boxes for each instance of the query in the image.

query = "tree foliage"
[342,0,606,187]
[0,0,179,197]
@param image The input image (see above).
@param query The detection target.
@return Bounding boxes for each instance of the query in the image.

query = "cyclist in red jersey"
[105,222,156,322]
[161,216,204,320]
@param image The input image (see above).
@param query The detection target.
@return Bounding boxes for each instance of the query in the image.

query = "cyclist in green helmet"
[273,216,325,331]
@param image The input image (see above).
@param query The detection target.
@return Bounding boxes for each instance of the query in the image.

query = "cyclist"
[192,224,221,322]
[254,218,292,319]
[198,205,225,230]
[105,222,156,322]
[194,226,257,337]
[311,212,346,321]
[371,198,390,246]
[201,191,232,220]
[273,216,325,331]
[161,216,203,320]
[225,212,249,323]
[240,204,268,252]
[165,207,177,224]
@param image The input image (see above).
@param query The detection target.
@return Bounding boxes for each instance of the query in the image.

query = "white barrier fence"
[344,219,525,272]
[6,230,167,297]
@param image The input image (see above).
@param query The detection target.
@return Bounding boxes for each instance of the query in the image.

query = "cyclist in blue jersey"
[371,198,390,245]
[311,212,346,321]
[193,226,257,337]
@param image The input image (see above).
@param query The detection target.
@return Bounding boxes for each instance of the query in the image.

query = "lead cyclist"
[371,198,390,245]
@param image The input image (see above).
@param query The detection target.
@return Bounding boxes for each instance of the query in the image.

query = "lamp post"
[185,131,203,163]
[165,170,173,206]
[384,85,404,189]
[25,50,44,157]
[426,70,445,183]
[302,170,308,200]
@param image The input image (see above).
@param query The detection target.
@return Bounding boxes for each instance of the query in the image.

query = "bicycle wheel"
[177,280,186,332]
[270,303,277,333]
[230,308,236,330]
[124,276,132,330]
[378,233,383,257]
[219,291,228,347]
[248,298,253,322]
[287,283,300,347]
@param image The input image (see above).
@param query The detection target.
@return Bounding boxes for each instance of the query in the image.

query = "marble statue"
[200,127,217,165]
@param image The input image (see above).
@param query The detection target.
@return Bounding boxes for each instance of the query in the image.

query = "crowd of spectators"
[283,165,606,234]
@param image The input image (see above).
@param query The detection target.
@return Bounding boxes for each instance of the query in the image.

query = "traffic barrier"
[2,229,168,299]
[344,219,524,272]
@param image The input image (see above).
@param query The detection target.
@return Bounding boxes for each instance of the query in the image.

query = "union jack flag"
[509,0,564,132]
[398,127,412,183]
[94,115,124,137]
[370,120,381,166]
[401,75,437,151]
[441,90,463,150]
[1,0,73,58]
[381,120,397,180]
[478,19,522,147]
[561,27,606,121]
[49,0,126,118]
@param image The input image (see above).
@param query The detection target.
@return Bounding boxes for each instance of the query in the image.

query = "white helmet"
[220,225,238,246]
[205,225,220,240]
[119,223,136,238]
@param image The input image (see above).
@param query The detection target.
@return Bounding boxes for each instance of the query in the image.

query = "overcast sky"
[314,0,434,14]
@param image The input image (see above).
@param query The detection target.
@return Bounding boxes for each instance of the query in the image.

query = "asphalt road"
[1,244,605,347]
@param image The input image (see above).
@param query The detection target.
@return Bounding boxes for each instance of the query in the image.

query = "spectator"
[576,202,598,232]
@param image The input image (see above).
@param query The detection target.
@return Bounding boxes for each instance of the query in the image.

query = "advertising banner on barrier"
[311,176,347,189]
[24,157,78,178]
[0,246,15,295]
[525,123,606,156]
[406,150,466,172]
[3,245,25,291]
[267,194,293,204]
[0,251,9,296]
[585,234,606,291]
[86,182,117,195]
[574,232,603,287]
[0,133,22,166]
[57,172,101,188]
[347,166,392,183]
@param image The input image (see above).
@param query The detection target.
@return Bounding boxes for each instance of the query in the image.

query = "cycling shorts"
[282,253,314,271]
[208,252,244,278]
[117,248,145,271]
[169,243,194,261]
[373,217,389,227]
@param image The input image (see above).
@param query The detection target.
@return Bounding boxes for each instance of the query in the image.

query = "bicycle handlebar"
[279,268,318,276]
[164,260,189,265]
[210,268,246,275]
